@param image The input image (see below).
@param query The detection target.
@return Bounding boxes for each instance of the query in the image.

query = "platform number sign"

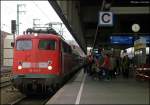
[99,12,113,27]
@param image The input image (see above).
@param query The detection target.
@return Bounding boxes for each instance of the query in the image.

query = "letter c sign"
[99,12,113,26]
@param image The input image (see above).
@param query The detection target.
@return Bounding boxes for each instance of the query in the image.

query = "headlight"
[48,66,52,70]
[18,65,22,70]
[34,33,38,36]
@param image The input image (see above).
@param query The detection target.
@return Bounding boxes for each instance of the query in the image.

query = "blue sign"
[110,36,133,45]
[140,36,150,44]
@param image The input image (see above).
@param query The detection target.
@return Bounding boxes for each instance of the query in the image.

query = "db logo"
[99,12,113,26]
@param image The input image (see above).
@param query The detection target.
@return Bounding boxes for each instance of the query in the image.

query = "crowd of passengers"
[83,50,133,80]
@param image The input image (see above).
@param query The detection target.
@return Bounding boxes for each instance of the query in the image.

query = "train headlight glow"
[18,65,22,70]
[48,66,52,70]
[34,33,38,36]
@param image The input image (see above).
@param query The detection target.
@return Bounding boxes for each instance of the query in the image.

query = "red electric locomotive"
[12,28,82,94]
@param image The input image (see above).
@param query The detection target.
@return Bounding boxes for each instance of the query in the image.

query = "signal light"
[11,20,16,34]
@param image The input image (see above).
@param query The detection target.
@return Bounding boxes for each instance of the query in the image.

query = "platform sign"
[99,12,113,27]
[110,36,133,45]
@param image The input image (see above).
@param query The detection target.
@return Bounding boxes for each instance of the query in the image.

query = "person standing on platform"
[116,56,121,76]
[87,54,94,75]
[101,54,111,80]
[110,54,116,79]
[122,55,130,78]
[83,56,88,74]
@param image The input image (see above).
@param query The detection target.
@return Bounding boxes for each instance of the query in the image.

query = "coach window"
[16,40,32,50]
[39,40,56,50]
[62,41,72,54]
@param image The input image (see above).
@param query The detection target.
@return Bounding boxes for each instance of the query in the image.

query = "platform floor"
[46,69,149,104]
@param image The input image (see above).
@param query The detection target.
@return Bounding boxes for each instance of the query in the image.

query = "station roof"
[80,0,150,49]
[49,0,150,53]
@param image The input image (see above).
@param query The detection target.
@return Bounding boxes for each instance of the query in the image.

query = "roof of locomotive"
[16,33,62,40]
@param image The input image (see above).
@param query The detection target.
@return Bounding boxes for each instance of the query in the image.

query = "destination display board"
[110,36,133,45]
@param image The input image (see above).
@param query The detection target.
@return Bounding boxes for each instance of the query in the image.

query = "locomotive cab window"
[39,40,56,50]
[16,40,32,50]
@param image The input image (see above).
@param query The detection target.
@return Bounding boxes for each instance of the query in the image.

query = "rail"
[10,96,27,105]
[10,95,50,105]
[0,67,12,77]
[0,79,12,88]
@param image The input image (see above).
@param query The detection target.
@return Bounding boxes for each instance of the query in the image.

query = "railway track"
[0,71,12,78]
[10,95,51,105]
[0,67,12,77]
[0,70,12,88]
[0,79,12,88]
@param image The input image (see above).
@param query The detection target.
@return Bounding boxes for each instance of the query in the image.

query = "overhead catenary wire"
[32,1,51,22]
[32,1,65,35]
[92,0,106,49]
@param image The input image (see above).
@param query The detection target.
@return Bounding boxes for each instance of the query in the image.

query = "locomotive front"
[12,34,61,94]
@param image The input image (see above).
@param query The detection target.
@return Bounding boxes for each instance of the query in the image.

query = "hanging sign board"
[99,12,113,27]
